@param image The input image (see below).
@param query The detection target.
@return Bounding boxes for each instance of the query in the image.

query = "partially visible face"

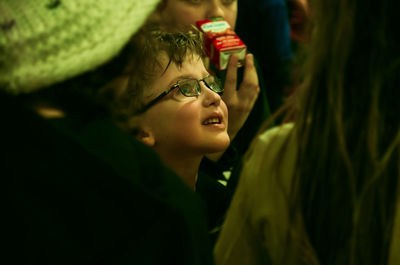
[140,53,230,156]
[157,0,238,31]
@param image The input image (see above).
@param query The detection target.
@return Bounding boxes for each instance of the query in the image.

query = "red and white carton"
[196,18,247,71]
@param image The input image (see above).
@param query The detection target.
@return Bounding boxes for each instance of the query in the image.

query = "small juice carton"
[196,18,247,71]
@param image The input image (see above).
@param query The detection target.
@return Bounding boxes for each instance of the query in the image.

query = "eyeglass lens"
[178,76,223,97]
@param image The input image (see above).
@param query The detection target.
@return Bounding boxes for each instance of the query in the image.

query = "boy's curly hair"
[98,24,205,131]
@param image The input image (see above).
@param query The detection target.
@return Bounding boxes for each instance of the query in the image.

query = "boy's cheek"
[222,101,229,119]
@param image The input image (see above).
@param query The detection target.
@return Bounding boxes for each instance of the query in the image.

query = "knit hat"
[0,0,160,95]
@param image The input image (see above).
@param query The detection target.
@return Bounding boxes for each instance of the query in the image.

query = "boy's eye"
[178,81,197,96]
[204,76,223,93]
[208,82,219,91]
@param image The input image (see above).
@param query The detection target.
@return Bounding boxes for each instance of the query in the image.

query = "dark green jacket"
[1,91,214,265]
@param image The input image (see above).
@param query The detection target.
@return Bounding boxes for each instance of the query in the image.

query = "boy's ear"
[136,129,155,147]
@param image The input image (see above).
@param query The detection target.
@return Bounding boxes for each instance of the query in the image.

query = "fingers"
[222,53,260,140]
[241,53,260,95]
[233,53,260,110]
[222,54,239,100]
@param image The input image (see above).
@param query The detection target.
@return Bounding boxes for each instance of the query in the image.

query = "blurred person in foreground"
[0,1,214,264]
[214,0,400,264]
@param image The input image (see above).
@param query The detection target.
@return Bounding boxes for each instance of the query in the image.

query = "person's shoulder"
[242,122,296,191]
[256,122,294,152]
[260,122,294,137]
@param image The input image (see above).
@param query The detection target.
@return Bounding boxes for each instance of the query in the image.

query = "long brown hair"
[267,0,400,264]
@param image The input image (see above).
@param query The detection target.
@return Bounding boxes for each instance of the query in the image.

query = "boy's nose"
[205,0,225,20]
[200,82,222,107]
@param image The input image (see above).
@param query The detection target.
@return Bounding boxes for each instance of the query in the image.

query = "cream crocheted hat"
[0,0,160,94]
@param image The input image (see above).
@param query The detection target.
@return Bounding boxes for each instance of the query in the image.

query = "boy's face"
[140,54,230,156]
[157,0,238,31]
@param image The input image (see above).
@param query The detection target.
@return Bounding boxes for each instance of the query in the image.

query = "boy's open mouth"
[203,118,221,125]
[202,115,222,125]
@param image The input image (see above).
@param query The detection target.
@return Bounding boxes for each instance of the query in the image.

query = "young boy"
[1,0,214,264]
[149,0,274,205]
[101,27,231,189]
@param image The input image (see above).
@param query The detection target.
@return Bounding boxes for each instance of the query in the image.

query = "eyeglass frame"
[135,75,223,114]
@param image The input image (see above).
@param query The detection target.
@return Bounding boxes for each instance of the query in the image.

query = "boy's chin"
[206,138,231,154]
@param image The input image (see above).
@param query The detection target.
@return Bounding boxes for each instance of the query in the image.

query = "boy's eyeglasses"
[136,75,223,114]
